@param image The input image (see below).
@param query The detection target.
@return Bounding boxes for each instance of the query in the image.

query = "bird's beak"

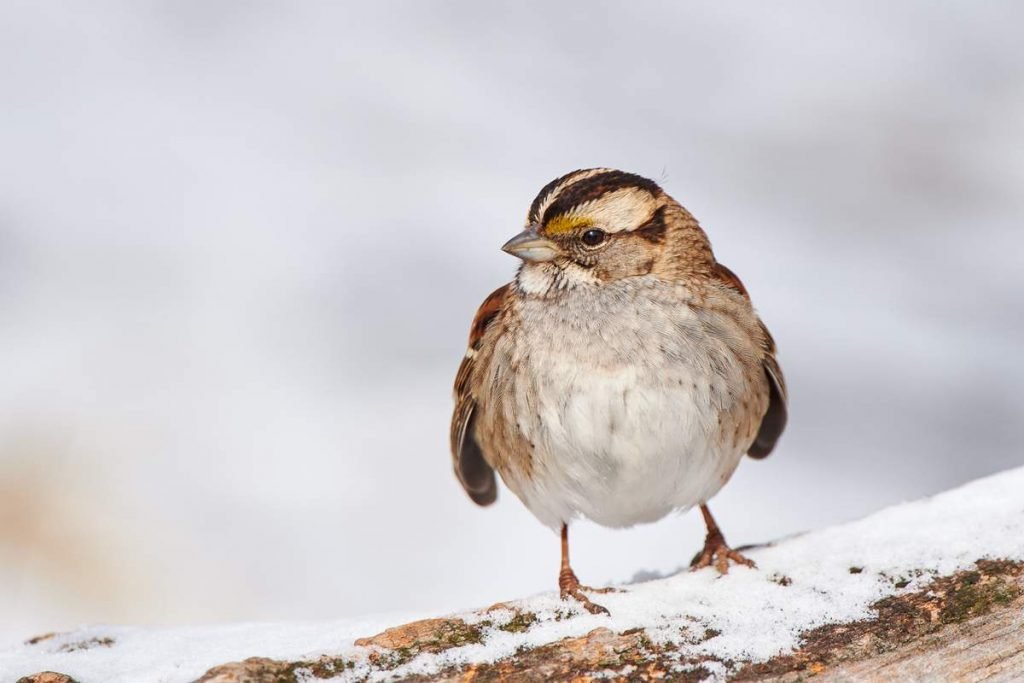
[501,228,559,263]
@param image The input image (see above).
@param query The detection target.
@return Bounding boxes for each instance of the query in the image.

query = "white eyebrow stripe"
[568,186,659,233]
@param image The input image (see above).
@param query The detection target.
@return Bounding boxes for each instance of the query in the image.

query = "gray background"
[2,1,1022,640]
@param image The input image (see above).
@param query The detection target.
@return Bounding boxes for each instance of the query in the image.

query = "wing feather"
[748,320,788,458]
[450,284,510,506]
[711,263,788,459]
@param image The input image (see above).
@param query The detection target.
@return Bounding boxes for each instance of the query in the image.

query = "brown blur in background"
[2,1,1022,641]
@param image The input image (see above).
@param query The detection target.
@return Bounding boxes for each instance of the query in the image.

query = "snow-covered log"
[6,467,1024,683]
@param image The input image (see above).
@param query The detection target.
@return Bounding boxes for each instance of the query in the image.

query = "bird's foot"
[559,567,610,615]
[690,531,757,574]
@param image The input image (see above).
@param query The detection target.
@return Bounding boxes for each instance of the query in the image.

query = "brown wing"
[450,284,510,506]
[747,319,788,458]
[711,263,788,459]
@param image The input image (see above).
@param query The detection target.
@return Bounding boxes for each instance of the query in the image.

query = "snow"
[3,466,1023,682]
[0,615,422,683]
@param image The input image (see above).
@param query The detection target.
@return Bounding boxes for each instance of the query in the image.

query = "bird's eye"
[581,229,606,247]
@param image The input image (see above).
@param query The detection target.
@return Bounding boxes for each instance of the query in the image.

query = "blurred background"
[2,1,1022,641]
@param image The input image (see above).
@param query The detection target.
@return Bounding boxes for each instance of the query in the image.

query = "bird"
[450,169,787,614]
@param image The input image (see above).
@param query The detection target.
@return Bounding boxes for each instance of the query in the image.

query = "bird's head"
[503,169,714,291]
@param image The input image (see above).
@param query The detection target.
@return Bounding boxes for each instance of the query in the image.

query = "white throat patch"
[516,262,598,295]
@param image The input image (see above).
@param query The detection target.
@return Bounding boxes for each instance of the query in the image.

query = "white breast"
[492,276,751,530]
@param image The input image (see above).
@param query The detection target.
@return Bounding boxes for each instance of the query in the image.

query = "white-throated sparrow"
[451,169,787,614]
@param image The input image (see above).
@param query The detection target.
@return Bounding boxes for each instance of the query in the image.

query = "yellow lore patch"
[543,214,593,235]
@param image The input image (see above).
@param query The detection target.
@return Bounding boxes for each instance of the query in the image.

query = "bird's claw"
[560,586,610,615]
[691,533,757,574]
[559,568,610,614]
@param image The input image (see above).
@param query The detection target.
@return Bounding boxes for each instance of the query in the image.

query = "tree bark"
[190,560,1024,683]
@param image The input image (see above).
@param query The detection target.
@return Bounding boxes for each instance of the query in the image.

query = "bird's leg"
[691,504,756,573]
[558,524,610,615]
